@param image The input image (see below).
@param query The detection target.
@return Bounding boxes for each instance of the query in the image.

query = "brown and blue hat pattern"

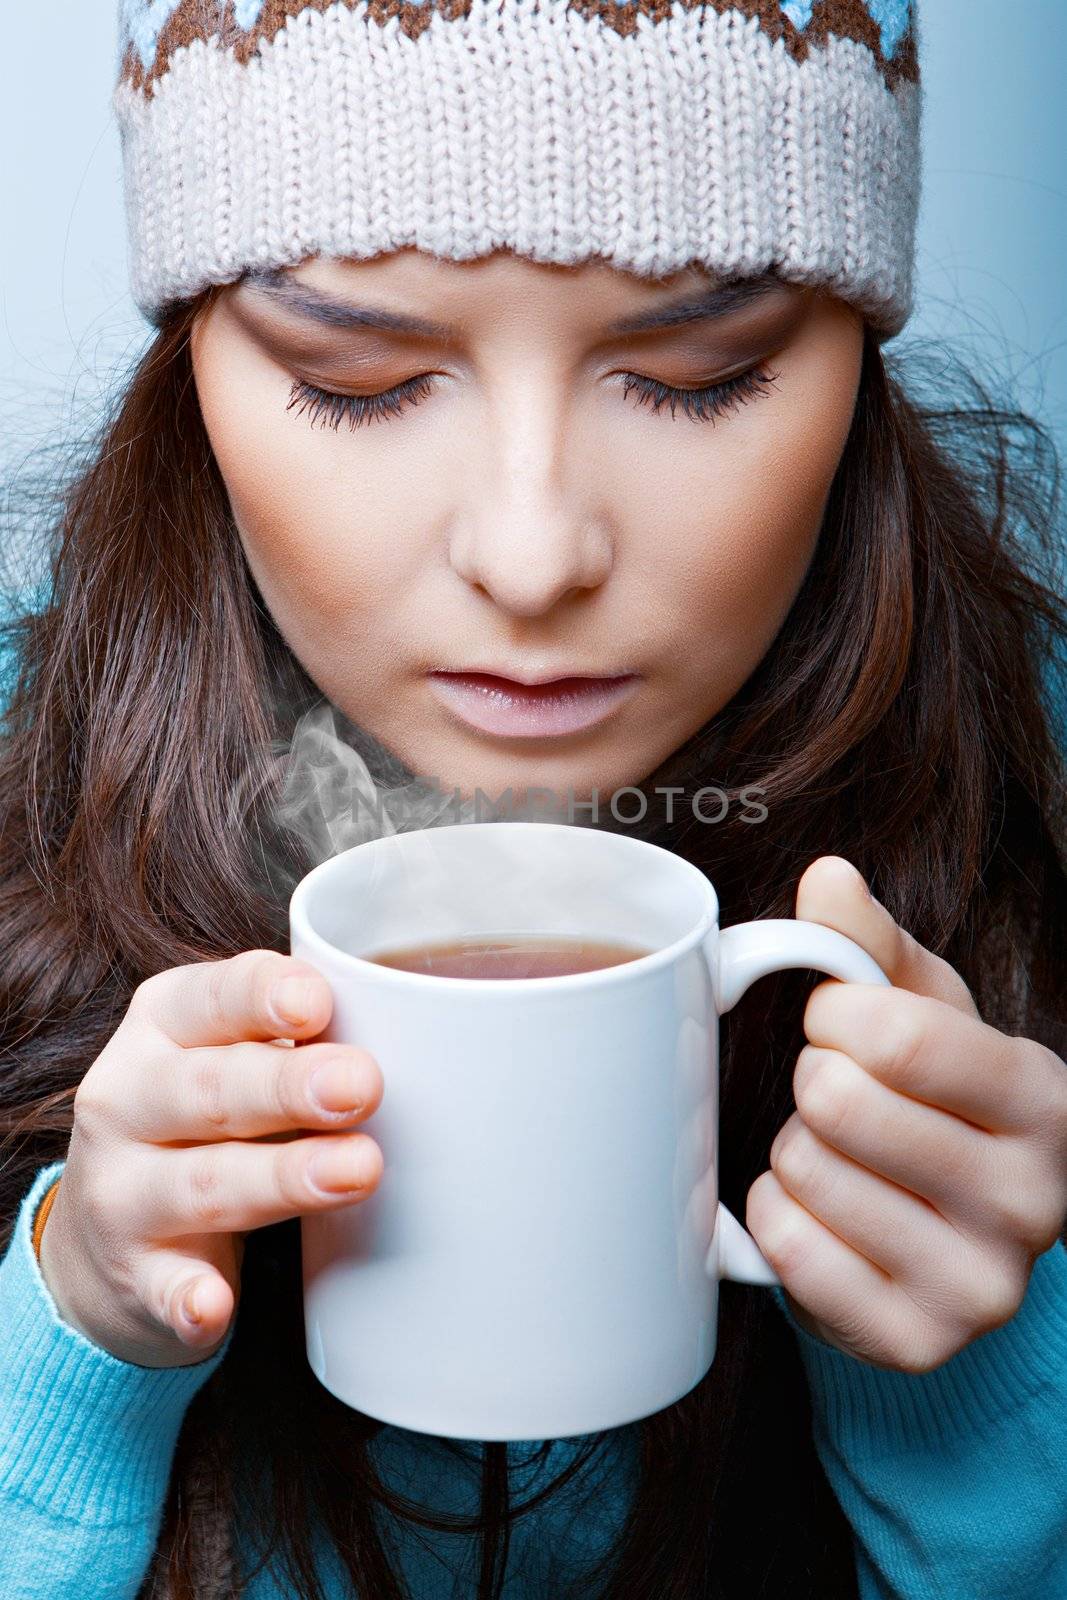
[120,0,917,93]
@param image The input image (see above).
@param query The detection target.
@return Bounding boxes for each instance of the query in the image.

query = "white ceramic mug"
[290,821,889,1440]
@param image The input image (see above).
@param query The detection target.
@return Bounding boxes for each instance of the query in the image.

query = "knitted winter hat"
[113,0,922,339]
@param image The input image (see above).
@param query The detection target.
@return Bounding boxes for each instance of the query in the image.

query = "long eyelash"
[286,374,437,431]
[620,365,780,423]
[286,364,781,433]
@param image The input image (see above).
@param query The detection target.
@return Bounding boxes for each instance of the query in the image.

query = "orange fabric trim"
[32,1178,62,1264]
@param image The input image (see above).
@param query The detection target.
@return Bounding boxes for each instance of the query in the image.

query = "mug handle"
[704,918,891,1288]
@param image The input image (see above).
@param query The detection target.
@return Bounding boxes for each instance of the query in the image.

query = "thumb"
[795,855,978,1016]
[140,1250,237,1353]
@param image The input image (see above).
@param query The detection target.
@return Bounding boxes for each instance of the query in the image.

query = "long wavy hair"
[1,282,1065,1599]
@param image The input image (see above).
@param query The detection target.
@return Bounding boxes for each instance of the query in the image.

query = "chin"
[400,731,650,821]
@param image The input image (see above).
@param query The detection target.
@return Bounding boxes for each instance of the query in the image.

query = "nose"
[447,410,614,617]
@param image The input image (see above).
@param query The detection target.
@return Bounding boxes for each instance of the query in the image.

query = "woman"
[0,1,1065,1596]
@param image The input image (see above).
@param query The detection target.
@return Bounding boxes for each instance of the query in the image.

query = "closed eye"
[618,365,780,423]
[286,372,438,430]
[285,364,780,432]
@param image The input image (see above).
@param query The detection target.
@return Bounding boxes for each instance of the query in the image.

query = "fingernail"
[272,975,316,1026]
[181,1281,203,1327]
[309,1059,365,1115]
[307,1144,373,1194]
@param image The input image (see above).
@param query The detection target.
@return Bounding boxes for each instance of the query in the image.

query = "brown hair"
[1,289,1065,1599]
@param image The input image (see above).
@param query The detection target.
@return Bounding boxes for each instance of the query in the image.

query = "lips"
[426,671,640,738]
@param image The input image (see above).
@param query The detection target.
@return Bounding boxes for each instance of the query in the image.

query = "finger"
[796,856,978,1016]
[791,1044,1010,1232]
[768,1111,962,1280]
[803,983,1045,1136]
[793,1044,1065,1254]
[135,1246,237,1354]
[118,1038,384,1145]
[129,949,333,1049]
[746,1169,922,1368]
[131,1130,384,1238]
[748,1171,1029,1373]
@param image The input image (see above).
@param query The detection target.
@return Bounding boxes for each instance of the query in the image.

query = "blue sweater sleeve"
[0,1160,234,1600]
[769,1242,1067,1600]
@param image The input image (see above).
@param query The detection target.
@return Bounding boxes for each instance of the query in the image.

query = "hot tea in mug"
[367,934,652,980]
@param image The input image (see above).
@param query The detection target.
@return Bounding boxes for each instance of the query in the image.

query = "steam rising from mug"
[262,696,603,888]
[272,702,475,862]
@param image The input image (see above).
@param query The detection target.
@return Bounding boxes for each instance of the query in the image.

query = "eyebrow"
[241,267,788,339]
[605,274,788,334]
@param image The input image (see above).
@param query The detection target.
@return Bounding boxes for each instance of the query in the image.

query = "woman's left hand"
[745,855,1067,1373]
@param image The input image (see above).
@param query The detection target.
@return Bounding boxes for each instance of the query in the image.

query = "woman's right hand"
[38,949,384,1369]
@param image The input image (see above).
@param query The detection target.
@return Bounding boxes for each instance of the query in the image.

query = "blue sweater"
[1,1161,1066,1598]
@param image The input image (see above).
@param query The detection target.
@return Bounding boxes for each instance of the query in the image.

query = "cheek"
[700,429,834,609]
[195,353,418,649]
[624,339,859,666]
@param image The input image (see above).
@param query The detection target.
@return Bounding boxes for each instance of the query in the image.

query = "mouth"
[426,670,641,738]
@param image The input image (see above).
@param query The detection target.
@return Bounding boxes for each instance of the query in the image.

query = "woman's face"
[191,248,863,805]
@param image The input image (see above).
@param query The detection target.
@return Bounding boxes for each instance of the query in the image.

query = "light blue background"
[2,3,1065,533]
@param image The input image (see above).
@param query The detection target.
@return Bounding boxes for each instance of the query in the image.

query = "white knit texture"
[113,0,922,336]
